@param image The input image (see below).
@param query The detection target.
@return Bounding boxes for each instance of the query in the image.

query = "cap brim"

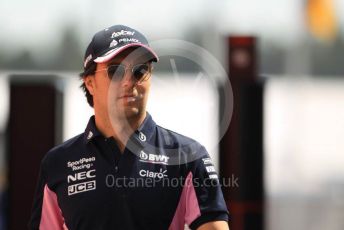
[94,43,159,63]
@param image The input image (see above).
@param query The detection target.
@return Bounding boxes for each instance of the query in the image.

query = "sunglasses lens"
[107,65,125,81]
[133,64,149,81]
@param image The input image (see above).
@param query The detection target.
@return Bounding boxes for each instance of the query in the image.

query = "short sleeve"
[187,146,229,229]
[28,157,66,230]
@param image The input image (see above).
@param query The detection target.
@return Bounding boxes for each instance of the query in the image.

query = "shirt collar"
[83,113,156,146]
[129,112,156,148]
[83,115,103,144]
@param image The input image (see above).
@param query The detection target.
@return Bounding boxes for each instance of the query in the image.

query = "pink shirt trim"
[168,172,201,230]
[39,184,68,230]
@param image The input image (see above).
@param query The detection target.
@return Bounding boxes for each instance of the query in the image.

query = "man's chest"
[50,149,186,229]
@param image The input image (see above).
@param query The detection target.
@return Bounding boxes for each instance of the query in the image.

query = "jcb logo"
[67,170,96,183]
[68,180,96,196]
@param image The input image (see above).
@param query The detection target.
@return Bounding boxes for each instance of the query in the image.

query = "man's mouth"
[119,94,139,102]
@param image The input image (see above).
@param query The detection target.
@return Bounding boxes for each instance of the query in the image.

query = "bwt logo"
[140,151,149,160]
[139,151,169,165]
[67,170,96,183]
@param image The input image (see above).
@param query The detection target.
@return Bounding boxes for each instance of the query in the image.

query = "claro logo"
[139,168,167,179]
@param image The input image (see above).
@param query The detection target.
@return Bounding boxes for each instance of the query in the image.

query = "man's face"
[85,47,152,121]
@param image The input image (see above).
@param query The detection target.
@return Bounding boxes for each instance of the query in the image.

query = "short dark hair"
[79,62,97,107]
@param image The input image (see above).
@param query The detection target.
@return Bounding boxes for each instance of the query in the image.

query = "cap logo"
[118,38,140,43]
[111,30,135,38]
[84,54,93,67]
[109,39,118,48]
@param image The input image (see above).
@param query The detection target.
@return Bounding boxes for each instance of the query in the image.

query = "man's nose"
[121,69,136,88]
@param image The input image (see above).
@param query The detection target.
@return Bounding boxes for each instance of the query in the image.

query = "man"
[29,25,229,230]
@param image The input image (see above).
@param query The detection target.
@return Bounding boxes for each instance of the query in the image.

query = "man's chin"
[124,108,141,119]
[110,106,142,120]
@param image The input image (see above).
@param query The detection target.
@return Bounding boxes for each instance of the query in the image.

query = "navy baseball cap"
[83,25,159,69]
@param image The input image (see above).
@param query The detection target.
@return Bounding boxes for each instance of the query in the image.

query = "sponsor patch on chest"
[139,150,169,165]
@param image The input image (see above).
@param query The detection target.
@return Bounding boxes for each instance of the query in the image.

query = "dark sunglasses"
[95,63,152,83]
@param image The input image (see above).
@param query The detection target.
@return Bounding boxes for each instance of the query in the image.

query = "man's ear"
[84,76,95,95]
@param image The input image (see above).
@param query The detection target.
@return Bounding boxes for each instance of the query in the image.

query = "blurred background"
[0,0,344,229]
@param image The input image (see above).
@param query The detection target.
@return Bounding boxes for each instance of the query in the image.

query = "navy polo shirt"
[29,113,229,230]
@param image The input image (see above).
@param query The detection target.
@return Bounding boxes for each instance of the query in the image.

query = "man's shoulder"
[155,125,206,154]
[42,133,85,163]
[152,125,211,167]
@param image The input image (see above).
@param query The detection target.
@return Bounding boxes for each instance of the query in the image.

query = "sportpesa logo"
[139,150,169,165]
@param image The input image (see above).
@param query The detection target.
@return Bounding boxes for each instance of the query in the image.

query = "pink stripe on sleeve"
[39,184,68,230]
[168,172,201,230]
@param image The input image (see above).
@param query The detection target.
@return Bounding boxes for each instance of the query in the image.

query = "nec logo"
[139,151,169,165]
[67,170,96,183]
